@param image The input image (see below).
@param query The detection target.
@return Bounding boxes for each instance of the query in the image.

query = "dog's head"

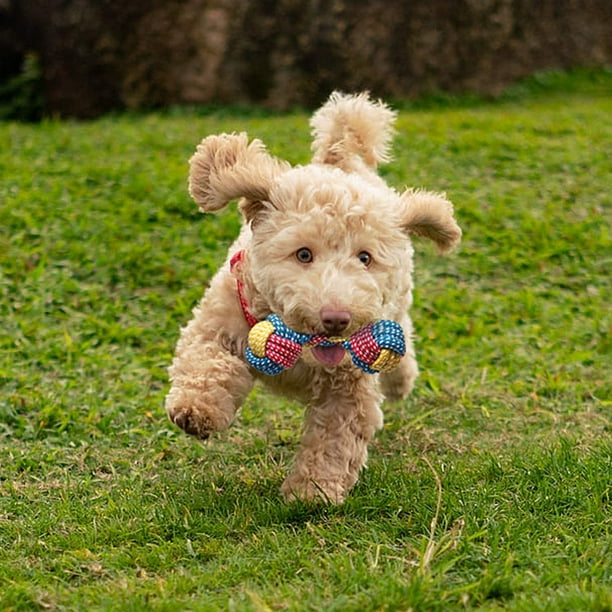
[188,93,461,363]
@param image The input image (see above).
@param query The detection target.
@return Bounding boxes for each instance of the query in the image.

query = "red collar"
[230,250,258,328]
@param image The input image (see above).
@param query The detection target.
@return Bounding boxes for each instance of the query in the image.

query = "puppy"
[166,92,461,503]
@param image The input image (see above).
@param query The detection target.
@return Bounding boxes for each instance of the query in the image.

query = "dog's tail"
[310,91,397,171]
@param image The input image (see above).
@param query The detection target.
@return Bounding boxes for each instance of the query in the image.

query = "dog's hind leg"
[380,344,418,402]
[280,373,383,503]
[380,311,418,401]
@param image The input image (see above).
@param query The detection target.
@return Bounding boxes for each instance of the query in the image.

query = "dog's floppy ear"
[188,132,289,213]
[398,189,462,254]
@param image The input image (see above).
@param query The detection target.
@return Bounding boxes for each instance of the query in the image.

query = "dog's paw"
[168,406,214,439]
[165,387,235,439]
[280,475,347,505]
[380,377,413,402]
[380,357,417,401]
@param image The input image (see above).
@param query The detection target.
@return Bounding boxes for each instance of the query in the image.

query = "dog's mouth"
[311,344,346,366]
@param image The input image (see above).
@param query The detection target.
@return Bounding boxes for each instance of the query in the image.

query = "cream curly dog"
[166,92,461,503]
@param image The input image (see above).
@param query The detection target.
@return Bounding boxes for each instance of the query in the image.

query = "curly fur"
[166,91,461,503]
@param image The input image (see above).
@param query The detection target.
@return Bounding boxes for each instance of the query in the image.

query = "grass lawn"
[1,70,610,611]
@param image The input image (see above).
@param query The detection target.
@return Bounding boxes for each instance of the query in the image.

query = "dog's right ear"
[310,91,396,171]
[188,132,290,213]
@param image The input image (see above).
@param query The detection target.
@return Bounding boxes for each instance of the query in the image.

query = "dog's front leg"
[281,374,383,504]
[165,318,253,439]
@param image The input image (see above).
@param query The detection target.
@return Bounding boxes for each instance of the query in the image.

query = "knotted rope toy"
[246,314,406,376]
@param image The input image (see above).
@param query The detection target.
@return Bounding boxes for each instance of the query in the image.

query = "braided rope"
[246,314,405,376]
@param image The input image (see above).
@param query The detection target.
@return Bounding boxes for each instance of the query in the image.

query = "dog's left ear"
[398,189,462,254]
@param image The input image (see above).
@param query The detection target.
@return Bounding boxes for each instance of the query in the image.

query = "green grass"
[1,70,611,611]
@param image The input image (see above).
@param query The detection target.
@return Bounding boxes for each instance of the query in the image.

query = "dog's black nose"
[320,309,351,335]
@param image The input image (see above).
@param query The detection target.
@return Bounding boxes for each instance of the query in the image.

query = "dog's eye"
[357,251,372,267]
[296,247,313,264]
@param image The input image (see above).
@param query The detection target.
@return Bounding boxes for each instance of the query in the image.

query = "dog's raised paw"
[169,407,213,439]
